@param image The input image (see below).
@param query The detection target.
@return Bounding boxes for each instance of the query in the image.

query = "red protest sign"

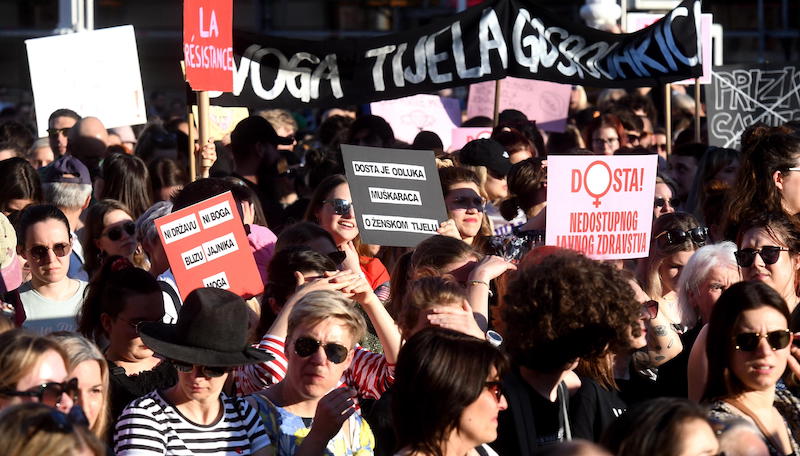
[183,0,233,92]
[155,192,262,300]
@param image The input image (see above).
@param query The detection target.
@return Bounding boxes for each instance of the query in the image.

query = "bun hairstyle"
[499,158,547,221]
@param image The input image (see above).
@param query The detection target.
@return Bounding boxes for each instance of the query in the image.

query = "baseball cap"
[41,155,92,185]
[0,213,22,293]
[231,116,293,150]
[459,138,511,177]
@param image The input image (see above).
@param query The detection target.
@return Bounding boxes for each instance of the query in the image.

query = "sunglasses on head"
[642,300,659,319]
[484,381,504,402]
[28,242,72,262]
[323,199,353,216]
[102,221,135,241]
[733,329,791,351]
[734,246,789,268]
[294,336,349,364]
[654,196,680,209]
[0,378,79,407]
[655,226,708,249]
[170,360,229,378]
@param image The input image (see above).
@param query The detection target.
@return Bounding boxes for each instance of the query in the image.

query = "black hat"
[459,138,511,177]
[41,155,92,185]
[230,116,293,150]
[138,288,273,367]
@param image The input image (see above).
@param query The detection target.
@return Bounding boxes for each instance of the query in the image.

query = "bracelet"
[468,280,493,297]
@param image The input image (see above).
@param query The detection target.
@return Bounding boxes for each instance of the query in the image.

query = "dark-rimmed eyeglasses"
[484,381,504,402]
[654,196,680,209]
[323,199,353,216]
[101,221,135,241]
[733,330,791,351]
[170,360,229,378]
[734,246,790,268]
[28,242,72,262]
[655,227,708,249]
[294,336,349,364]
[46,127,71,138]
[642,300,659,320]
[0,378,79,407]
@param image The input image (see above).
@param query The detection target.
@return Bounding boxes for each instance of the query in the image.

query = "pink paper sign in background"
[627,13,713,85]
[370,94,461,150]
[466,77,570,132]
[449,127,492,151]
[545,155,658,260]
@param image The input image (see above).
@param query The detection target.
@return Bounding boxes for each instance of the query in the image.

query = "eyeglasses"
[642,300,659,319]
[0,378,79,407]
[654,226,708,249]
[323,199,353,216]
[27,242,72,262]
[294,336,349,364]
[627,133,641,144]
[101,221,135,241]
[170,360,229,378]
[327,250,347,265]
[734,246,790,268]
[654,196,680,209]
[484,381,504,402]
[46,127,71,138]
[733,330,791,351]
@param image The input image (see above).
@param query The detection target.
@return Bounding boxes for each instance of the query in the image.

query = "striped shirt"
[233,335,394,398]
[113,390,271,455]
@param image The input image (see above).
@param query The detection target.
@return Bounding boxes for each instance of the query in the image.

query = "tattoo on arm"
[654,355,666,362]
[654,325,667,337]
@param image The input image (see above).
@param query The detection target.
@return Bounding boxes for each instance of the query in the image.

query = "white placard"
[26,25,147,137]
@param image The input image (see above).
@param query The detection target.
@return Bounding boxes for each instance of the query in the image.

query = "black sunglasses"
[733,330,791,352]
[655,226,708,249]
[46,127,71,138]
[642,300,659,319]
[170,360,229,378]
[0,378,79,407]
[327,250,347,265]
[654,196,680,209]
[323,199,353,216]
[28,242,72,262]
[102,221,135,241]
[734,246,790,268]
[294,336,349,364]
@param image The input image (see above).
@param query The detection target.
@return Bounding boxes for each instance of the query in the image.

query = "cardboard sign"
[466,77,570,132]
[370,95,460,150]
[25,25,147,138]
[341,145,448,247]
[627,13,713,85]
[184,0,233,92]
[545,155,658,260]
[706,64,800,149]
[155,192,262,300]
[450,127,493,152]
[191,105,249,139]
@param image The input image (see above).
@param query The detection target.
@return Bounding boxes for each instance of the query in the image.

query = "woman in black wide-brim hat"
[112,287,275,456]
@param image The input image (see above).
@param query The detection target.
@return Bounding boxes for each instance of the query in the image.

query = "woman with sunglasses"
[247,290,375,455]
[438,167,494,252]
[392,328,508,456]
[77,256,175,420]
[305,174,391,297]
[0,329,76,414]
[115,288,274,455]
[14,204,87,335]
[653,175,678,219]
[81,199,139,278]
[703,281,800,455]
[0,402,105,456]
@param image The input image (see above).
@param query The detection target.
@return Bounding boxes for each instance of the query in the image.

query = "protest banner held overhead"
[155,192,262,300]
[210,0,702,109]
[450,127,493,151]
[546,155,658,260]
[25,25,147,137]
[341,145,448,248]
[184,0,234,92]
[466,77,571,132]
[706,63,800,149]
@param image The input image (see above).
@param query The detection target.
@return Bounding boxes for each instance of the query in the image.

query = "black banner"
[211,0,702,109]
[707,63,800,149]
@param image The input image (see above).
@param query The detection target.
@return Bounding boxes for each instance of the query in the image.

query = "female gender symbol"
[583,160,613,207]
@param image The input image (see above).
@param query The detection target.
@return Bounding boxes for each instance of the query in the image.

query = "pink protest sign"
[466,77,570,132]
[370,94,460,150]
[627,13,713,84]
[450,127,492,151]
[545,155,658,260]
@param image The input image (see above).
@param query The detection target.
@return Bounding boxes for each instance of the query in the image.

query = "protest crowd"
[1,1,800,455]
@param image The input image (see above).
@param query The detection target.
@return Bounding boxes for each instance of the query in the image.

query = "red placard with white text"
[155,192,262,300]
[183,0,233,92]
[545,155,658,260]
